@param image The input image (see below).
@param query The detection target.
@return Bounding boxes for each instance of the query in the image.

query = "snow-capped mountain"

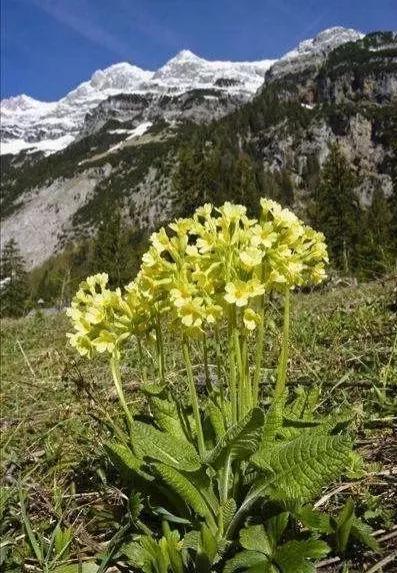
[151,49,273,91]
[2,28,396,272]
[0,55,274,156]
[0,27,363,156]
[268,27,363,78]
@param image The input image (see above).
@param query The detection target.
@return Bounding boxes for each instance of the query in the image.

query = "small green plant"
[67,199,372,571]
[16,484,75,573]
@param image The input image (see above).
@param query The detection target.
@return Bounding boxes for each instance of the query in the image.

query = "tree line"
[1,143,396,318]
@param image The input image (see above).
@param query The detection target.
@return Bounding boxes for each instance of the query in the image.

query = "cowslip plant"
[67,199,364,572]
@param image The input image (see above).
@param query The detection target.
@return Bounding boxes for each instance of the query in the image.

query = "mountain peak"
[89,62,153,90]
[172,49,201,62]
[267,26,363,79]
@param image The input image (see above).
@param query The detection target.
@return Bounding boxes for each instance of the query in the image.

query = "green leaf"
[131,420,202,471]
[351,518,380,552]
[285,386,319,420]
[196,524,218,571]
[149,505,191,524]
[149,395,189,440]
[336,498,355,552]
[153,463,214,520]
[274,539,330,573]
[121,541,152,569]
[18,487,43,563]
[105,441,153,481]
[252,429,352,502]
[129,493,143,522]
[223,550,269,573]
[296,506,332,534]
[183,530,200,550]
[205,408,264,468]
[207,401,226,440]
[240,525,272,555]
[261,395,285,446]
[164,528,184,573]
[221,499,237,531]
[265,512,289,547]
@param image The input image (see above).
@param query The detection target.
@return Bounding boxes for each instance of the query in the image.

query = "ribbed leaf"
[205,408,264,468]
[121,541,152,570]
[149,395,188,440]
[223,550,269,573]
[153,463,213,520]
[105,442,153,481]
[285,387,319,419]
[261,396,284,446]
[274,539,329,573]
[239,525,272,555]
[336,498,355,552]
[351,518,380,552]
[183,530,200,550]
[251,430,352,502]
[207,401,226,440]
[265,512,289,547]
[296,506,332,534]
[221,499,237,531]
[131,420,201,471]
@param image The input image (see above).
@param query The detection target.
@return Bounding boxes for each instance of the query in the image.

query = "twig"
[16,338,37,379]
[364,551,397,573]
[377,529,397,544]
[316,556,340,569]
[314,483,353,508]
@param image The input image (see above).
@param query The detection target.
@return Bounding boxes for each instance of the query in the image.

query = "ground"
[1,276,396,571]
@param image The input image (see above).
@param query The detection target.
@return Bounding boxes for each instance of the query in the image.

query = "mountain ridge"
[2,28,396,275]
[0,26,361,156]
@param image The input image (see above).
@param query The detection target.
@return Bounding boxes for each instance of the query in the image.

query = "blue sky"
[1,0,396,101]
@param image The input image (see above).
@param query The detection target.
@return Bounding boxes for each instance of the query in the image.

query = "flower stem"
[136,336,148,383]
[182,340,205,457]
[202,336,211,392]
[228,309,238,424]
[274,287,290,400]
[214,326,226,414]
[110,354,133,428]
[233,329,245,420]
[155,315,165,385]
[253,298,265,406]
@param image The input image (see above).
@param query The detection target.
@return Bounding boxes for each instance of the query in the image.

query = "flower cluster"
[68,199,328,356]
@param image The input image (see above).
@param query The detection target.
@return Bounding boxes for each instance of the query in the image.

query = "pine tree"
[0,238,29,317]
[313,144,361,273]
[359,187,396,275]
[92,205,129,288]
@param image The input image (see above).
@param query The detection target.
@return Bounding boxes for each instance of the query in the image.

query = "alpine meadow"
[0,10,396,573]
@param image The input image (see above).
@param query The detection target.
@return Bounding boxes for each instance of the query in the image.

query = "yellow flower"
[150,228,170,254]
[92,330,117,354]
[177,297,204,330]
[251,223,277,249]
[224,279,264,307]
[194,203,213,219]
[217,202,246,222]
[239,247,263,269]
[86,273,109,294]
[243,308,261,331]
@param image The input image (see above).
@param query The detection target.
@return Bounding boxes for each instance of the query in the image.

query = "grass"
[1,276,396,571]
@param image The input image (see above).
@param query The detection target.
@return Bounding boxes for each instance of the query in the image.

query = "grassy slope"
[1,277,396,569]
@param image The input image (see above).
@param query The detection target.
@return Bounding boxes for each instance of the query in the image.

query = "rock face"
[1,28,396,270]
[254,31,397,207]
[0,165,112,268]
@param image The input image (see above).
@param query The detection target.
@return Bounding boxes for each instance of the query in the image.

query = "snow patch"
[108,121,153,152]
[1,134,76,156]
